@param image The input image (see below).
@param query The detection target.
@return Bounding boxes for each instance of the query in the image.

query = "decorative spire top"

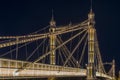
[50,9,56,27]
[51,10,54,21]
[88,0,95,27]
[113,59,115,64]
[90,0,93,12]
[69,21,72,26]
[88,0,95,20]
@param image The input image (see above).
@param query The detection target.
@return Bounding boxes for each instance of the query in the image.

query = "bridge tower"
[49,11,56,65]
[112,59,116,80]
[118,71,120,80]
[87,9,96,80]
[48,11,56,80]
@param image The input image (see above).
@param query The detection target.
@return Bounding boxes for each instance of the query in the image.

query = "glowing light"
[13,69,19,76]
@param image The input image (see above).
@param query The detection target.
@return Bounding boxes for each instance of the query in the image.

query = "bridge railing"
[0,58,112,79]
[0,58,85,72]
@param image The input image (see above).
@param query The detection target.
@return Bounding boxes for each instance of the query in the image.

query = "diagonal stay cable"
[78,36,87,65]
[57,36,77,67]
[26,38,47,61]
[56,39,72,66]
[59,48,71,66]
[95,31,106,74]
[60,48,72,67]
[15,29,87,73]
[33,29,87,63]
[63,30,88,67]
[56,39,73,67]
[58,49,64,65]
[30,25,49,34]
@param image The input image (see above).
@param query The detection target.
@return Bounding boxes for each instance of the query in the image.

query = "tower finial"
[90,0,93,12]
[50,9,56,27]
[88,0,95,27]
[88,0,95,20]
[51,9,54,21]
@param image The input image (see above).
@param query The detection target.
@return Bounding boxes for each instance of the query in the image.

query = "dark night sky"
[0,0,120,74]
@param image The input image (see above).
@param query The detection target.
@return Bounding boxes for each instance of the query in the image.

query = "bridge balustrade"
[0,58,113,79]
[0,58,81,72]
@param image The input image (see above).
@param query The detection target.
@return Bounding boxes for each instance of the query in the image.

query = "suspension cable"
[0,39,36,57]
[58,48,64,65]
[16,38,19,60]
[56,38,71,66]
[60,48,72,67]
[56,39,74,67]
[57,36,77,67]
[95,31,106,74]
[57,35,78,64]
[63,31,88,66]
[78,36,87,65]
[25,42,28,59]
[30,25,49,34]
[26,38,46,61]
[56,20,88,30]
[42,44,49,63]
[33,29,87,63]
[0,39,12,44]
[15,29,87,73]
[69,31,73,52]
[57,48,60,65]
[10,40,12,59]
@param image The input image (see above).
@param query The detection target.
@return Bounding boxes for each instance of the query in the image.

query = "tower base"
[48,77,56,80]
[86,77,97,80]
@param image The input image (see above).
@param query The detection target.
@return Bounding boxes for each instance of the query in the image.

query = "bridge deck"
[0,58,112,79]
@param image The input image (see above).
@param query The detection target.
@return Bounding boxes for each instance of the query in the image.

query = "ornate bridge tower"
[87,9,96,80]
[49,12,56,65]
[48,12,56,80]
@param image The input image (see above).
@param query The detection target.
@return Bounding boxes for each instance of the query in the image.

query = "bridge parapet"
[0,58,86,76]
[0,58,112,79]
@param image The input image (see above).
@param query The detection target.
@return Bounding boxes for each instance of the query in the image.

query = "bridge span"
[0,58,112,79]
[0,1,116,79]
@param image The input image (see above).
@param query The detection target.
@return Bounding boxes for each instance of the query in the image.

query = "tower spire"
[51,9,54,21]
[50,9,56,27]
[90,0,93,12]
[88,0,95,24]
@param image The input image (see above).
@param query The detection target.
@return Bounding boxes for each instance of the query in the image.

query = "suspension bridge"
[0,6,116,80]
